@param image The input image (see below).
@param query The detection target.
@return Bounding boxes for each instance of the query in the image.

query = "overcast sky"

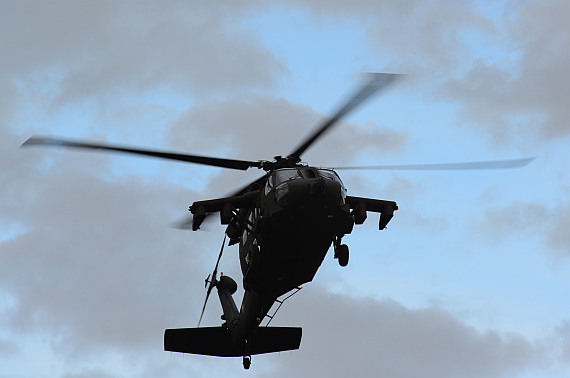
[2,1,570,377]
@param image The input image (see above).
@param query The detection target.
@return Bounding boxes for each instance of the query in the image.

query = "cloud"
[285,0,570,145]
[0,337,19,356]
[556,321,570,363]
[284,0,496,74]
[436,0,570,144]
[1,127,214,358]
[257,287,541,378]
[479,201,549,238]
[477,200,570,258]
[1,1,286,107]
[546,203,570,258]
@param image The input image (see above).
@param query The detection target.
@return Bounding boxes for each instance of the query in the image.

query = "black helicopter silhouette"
[22,73,534,369]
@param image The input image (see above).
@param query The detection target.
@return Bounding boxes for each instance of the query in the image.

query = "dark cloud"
[287,0,570,144]
[0,337,19,356]
[0,1,286,106]
[478,200,570,258]
[0,126,213,357]
[255,288,541,378]
[479,201,549,239]
[286,0,495,75]
[557,321,570,363]
[435,0,570,144]
[546,203,570,257]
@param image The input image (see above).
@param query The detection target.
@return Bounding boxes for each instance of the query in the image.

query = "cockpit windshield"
[317,169,346,196]
[275,169,301,186]
[317,169,341,183]
[270,168,347,196]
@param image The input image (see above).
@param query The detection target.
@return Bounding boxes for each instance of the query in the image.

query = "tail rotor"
[197,234,227,326]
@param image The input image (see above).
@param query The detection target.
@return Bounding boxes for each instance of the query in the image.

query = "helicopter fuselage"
[213,168,355,355]
[239,168,350,306]
[187,167,398,342]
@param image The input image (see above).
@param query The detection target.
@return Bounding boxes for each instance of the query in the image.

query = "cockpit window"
[271,168,346,196]
[318,169,344,183]
[317,169,338,181]
[275,169,301,186]
[318,169,347,196]
[299,168,317,178]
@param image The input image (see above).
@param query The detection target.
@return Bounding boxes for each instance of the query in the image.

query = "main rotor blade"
[331,157,536,170]
[22,136,261,171]
[228,173,270,197]
[173,174,270,232]
[288,73,402,160]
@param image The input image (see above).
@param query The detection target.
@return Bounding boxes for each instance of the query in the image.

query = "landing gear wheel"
[243,355,251,370]
[336,244,349,267]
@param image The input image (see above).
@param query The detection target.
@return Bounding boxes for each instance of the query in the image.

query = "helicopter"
[22,73,534,369]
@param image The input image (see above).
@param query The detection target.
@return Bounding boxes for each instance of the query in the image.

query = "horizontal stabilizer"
[164,326,302,357]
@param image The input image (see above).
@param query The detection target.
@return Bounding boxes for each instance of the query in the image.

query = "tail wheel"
[243,355,251,369]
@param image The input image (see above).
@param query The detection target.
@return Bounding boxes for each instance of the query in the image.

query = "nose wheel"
[334,242,349,267]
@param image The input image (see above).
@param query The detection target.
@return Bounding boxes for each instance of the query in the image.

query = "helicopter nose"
[307,178,343,208]
[310,177,327,198]
[277,178,342,209]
